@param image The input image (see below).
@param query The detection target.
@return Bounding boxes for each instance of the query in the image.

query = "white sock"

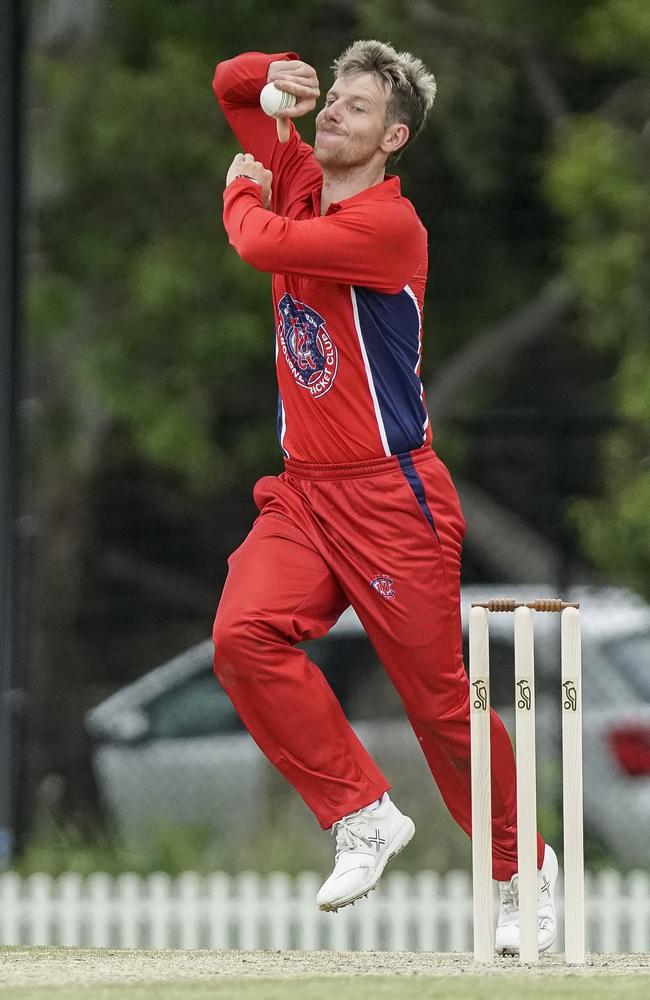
[339,794,385,824]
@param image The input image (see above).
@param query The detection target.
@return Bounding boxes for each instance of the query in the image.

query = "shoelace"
[500,874,520,914]
[331,813,374,859]
[500,872,549,913]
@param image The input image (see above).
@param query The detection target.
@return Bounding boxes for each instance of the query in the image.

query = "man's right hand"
[226,153,273,210]
[267,59,320,143]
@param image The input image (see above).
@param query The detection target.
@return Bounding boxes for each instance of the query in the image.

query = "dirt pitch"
[0,948,649,988]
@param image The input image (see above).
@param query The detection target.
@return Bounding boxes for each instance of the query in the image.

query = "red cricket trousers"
[213,446,544,879]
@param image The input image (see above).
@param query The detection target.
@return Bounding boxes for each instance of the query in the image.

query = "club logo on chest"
[277,293,339,398]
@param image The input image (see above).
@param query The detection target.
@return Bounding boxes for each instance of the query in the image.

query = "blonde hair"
[332,40,437,157]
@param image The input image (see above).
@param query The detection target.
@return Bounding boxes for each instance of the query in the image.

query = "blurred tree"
[544,0,650,595]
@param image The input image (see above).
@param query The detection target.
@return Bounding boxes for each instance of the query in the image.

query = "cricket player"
[212,40,558,953]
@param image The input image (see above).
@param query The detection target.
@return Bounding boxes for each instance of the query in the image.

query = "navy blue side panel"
[398,453,438,537]
[353,287,427,455]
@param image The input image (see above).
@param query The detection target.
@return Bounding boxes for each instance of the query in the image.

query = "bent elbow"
[212,60,230,99]
[237,236,274,272]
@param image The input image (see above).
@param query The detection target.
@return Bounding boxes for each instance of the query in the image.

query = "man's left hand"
[226,153,273,209]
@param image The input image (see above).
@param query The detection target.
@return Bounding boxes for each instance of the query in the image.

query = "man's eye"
[352,105,365,112]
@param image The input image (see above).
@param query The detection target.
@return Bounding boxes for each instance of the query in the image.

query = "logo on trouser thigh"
[370,575,396,600]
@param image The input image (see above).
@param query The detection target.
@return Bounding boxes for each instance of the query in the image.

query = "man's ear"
[381,123,409,155]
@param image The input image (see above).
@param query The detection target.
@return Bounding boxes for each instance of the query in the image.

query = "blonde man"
[212,40,557,953]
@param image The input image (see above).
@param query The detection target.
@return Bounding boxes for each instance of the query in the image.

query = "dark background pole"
[0,0,22,870]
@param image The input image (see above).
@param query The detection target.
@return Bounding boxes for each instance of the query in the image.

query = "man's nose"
[323,102,342,121]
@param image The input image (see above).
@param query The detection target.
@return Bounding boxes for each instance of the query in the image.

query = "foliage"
[545,112,650,596]
[29,37,269,490]
[576,0,650,69]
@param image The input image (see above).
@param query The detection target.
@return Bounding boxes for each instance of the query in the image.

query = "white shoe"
[316,793,415,912]
[495,844,559,954]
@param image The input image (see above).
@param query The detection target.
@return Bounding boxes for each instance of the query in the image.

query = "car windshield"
[602,631,650,701]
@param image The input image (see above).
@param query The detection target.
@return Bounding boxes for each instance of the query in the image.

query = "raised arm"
[213,52,322,214]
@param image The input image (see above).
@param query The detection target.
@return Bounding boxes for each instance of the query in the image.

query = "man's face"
[313,71,395,170]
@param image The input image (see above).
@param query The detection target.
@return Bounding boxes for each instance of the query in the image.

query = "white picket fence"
[1,870,649,952]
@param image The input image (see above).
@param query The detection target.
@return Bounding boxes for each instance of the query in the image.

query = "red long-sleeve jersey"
[214,52,433,464]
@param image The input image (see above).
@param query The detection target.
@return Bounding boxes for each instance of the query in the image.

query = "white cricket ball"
[260,82,297,117]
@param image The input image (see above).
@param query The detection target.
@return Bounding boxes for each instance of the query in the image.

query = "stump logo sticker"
[516,679,533,711]
[563,680,578,711]
[472,679,489,712]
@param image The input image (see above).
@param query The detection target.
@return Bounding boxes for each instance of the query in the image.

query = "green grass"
[2,978,650,1000]
[0,951,647,1000]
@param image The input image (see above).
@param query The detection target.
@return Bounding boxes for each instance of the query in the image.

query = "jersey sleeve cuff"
[213,52,300,105]
[224,177,264,201]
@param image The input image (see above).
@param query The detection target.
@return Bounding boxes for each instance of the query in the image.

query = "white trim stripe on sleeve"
[404,284,423,376]
[404,284,428,443]
[275,337,289,458]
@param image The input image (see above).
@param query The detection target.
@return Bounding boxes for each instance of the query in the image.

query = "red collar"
[310,175,402,216]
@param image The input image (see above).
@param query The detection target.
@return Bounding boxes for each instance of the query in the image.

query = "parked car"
[86,585,650,866]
